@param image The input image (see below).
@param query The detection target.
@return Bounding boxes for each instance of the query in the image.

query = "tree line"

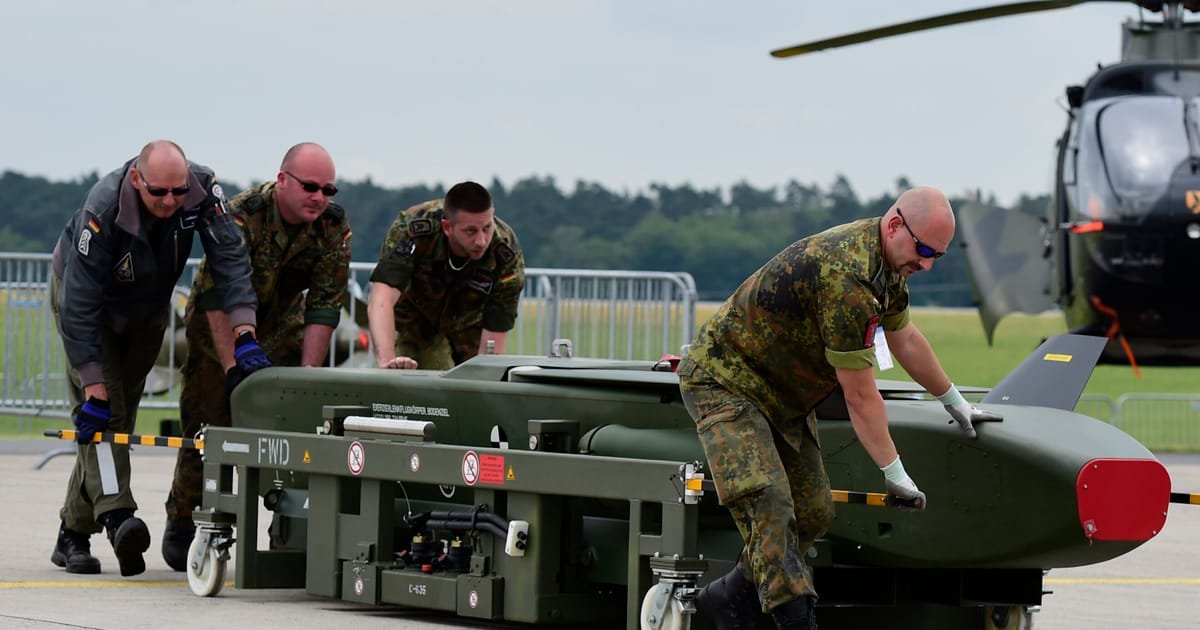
[0,169,1048,303]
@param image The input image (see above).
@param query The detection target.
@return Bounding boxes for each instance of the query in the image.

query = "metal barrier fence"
[1,253,697,420]
[1109,393,1200,451]
[1072,393,1200,451]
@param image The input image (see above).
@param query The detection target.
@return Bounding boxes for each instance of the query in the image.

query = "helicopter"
[771,0,1200,366]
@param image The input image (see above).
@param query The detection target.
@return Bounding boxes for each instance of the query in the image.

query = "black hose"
[423,518,509,539]
[406,506,511,540]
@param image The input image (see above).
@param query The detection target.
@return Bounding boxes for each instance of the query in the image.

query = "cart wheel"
[640,583,689,630]
[985,605,1034,630]
[186,532,226,597]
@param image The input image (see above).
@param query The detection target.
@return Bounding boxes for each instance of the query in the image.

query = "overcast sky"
[1,1,1146,206]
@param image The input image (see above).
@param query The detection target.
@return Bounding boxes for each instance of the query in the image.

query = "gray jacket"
[52,158,257,386]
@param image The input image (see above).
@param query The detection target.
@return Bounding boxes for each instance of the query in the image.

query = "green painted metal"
[193,343,1175,628]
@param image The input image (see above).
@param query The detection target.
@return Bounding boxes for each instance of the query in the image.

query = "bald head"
[888,186,953,229]
[275,142,337,225]
[132,140,190,219]
[280,142,332,172]
[137,140,186,169]
[881,186,955,276]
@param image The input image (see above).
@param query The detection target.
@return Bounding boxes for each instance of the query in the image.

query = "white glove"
[880,456,926,511]
[938,384,1003,439]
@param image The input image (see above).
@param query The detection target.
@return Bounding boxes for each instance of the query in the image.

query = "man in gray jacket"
[49,140,271,576]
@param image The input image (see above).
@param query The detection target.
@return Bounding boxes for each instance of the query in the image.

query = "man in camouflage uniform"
[368,181,524,370]
[50,140,263,577]
[678,187,1002,629]
[161,142,351,570]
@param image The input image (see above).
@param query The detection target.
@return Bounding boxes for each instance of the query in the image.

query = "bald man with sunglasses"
[49,140,261,577]
[677,187,1002,629]
[161,142,351,571]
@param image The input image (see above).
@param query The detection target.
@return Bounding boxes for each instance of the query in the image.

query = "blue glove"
[234,332,272,376]
[74,397,111,445]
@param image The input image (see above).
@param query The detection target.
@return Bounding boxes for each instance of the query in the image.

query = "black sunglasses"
[140,178,190,198]
[895,207,945,259]
[285,171,338,197]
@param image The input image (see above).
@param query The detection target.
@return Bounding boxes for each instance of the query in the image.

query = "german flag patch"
[87,218,101,233]
[232,215,245,228]
[500,271,518,283]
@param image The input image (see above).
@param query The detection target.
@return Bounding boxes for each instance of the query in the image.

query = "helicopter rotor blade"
[769,0,1121,58]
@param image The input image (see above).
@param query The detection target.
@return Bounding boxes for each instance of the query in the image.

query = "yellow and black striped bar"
[1171,492,1200,506]
[43,429,204,450]
[829,489,925,508]
[697,480,909,509]
[831,489,888,507]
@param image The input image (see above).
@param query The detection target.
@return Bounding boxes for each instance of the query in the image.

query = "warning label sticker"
[480,454,505,485]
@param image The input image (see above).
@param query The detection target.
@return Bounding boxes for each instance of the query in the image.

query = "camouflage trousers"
[166,339,300,522]
[677,357,836,613]
[395,320,483,370]
[51,274,166,534]
[165,351,226,523]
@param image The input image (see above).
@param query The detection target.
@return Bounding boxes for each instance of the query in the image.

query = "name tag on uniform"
[467,274,493,294]
[180,209,198,230]
[874,326,894,371]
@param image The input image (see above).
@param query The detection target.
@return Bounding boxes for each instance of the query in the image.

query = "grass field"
[694,305,1200,451]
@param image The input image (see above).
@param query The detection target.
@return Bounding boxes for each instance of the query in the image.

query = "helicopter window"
[1060,135,1076,186]
[1149,69,1200,98]
[1084,64,1200,101]
[1095,97,1189,206]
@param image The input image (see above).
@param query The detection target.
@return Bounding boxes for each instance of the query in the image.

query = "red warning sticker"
[480,454,505,485]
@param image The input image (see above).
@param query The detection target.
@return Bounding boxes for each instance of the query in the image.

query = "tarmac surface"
[1,442,1197,629]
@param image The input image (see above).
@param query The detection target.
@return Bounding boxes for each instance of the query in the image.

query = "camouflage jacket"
[370,200,524,336]
[189,181,351,359]
[51,158,256,385]
[686,218,910,447]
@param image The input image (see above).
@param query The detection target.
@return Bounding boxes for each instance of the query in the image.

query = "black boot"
[696,564,762,630]
[99,508,150,577]
[161,517,195,572]
[50,521,101,574]
[770,596,818,630]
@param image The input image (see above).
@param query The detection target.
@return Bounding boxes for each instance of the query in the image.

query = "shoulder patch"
[211,183,230,215]
[77,229,91,256]
[408,218,434,237]
[494,242,516,266]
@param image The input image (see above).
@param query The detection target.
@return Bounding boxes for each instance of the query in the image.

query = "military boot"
[50,521,101,574]
[99,508,150,577]
[695,564,762,630]
[770,596,818,630]
[161,517,195,572]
